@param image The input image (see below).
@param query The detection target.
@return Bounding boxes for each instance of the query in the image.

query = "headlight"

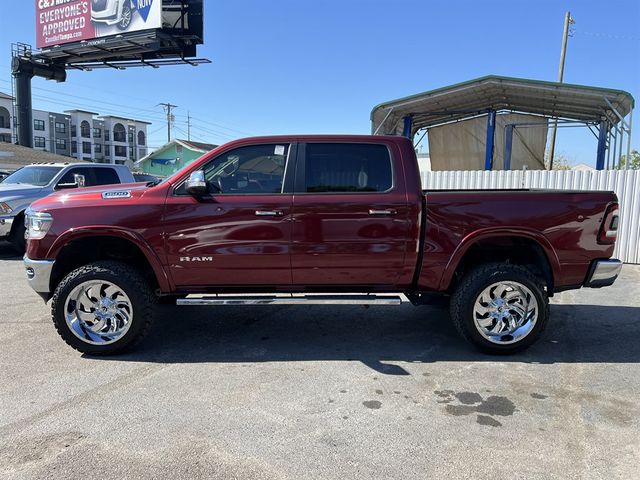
[25,209,53,240]
[0,202,12,215]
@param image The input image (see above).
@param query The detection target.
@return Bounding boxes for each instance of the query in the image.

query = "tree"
[544,152,572,170]
[617,150,640,170]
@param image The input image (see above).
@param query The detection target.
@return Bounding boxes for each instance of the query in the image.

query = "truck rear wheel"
[450,263,549,354]
[51,261,156,355]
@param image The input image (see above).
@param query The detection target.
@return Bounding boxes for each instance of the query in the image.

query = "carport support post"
[402,115,413,139]
[596,119,608,170]
[504,124,514,170]
[484,110,496,170]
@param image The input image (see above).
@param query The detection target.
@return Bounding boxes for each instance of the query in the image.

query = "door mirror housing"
[74,173,86,188]
[56,173,86,190]
[185,170,208,196]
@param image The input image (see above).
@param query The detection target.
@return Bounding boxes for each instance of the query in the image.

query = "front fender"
[439,227,562,291]
[7,199,40,220]
[47,226,172,292]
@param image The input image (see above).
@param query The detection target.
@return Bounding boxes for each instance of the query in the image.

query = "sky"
[0,0,639,165]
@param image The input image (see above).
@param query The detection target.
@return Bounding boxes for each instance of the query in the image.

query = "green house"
[133,139,217,177]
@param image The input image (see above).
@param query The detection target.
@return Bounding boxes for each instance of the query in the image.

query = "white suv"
[91,0,135,30]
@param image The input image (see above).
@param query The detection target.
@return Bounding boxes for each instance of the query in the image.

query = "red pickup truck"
[23,135,622,355]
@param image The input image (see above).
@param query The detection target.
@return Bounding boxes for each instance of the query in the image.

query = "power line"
[574,30,640,41]
[147,124,167,137]
[0,81,170,125]
[1,76,255,136]
[0,77,257,142]
[0,78,168,122]
[174,126,213,147]
[186,115,253,136]
[186,120,237,139]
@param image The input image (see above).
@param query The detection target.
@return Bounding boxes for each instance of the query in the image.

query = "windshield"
[2,166,62,186]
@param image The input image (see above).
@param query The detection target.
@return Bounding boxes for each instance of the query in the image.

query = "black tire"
[51,261,156,355]
[9,215,26,254]
[117,1,132,30]
[450,263,549,354]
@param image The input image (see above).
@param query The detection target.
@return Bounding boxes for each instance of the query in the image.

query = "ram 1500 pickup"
[23,135,622,355]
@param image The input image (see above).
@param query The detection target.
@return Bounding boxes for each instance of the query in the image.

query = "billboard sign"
[36,0,162,49]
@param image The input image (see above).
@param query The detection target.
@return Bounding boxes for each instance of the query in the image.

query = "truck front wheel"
[450,263,549,354]
[9,215,26,254]
[51,261,156,355]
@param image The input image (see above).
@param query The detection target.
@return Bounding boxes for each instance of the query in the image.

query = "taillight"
[598,203,619,244]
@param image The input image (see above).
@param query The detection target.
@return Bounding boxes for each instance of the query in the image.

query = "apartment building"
[65,111,150,165]
[0,92,12,144]
[0,92,150,165]
[32,109,72,157]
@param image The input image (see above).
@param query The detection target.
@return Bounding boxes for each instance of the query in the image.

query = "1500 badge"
[102,191,132,199]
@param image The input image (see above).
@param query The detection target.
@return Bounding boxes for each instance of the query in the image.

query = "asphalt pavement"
[1,241,639,479]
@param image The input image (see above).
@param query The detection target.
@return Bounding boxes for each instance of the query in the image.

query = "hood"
[30,183,150,212]
[0,183,44,198]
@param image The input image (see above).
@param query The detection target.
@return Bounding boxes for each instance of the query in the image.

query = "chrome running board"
[177,294,404,306]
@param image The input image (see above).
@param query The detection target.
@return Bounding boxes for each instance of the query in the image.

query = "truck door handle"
[368,209,397,216]
[255,210,284,216]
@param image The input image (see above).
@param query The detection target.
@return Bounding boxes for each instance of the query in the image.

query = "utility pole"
[548,11,574,170]
[159,102,178,143]
[187,111,192,141]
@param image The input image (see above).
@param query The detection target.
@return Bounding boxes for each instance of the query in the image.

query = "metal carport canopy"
[371,75,635,137]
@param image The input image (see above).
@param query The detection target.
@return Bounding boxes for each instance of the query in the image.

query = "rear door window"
[93,168,121,186]
[57,167,121,187]
[302,143,393,193]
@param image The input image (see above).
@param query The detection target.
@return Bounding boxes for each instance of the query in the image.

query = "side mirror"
[185,170,208,196]
[56,173,86,190]
[74,174,86,188]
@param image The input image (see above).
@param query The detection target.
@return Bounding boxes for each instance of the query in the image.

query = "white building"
[0,92,12,144]
[95,115,150,166]
[0,91,151,166]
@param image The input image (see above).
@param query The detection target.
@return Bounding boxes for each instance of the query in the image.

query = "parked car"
[0,162,135,252]
[91,0,135,30]
[23,135,621,355]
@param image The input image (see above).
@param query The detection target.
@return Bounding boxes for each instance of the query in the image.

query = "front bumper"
[91,2,120,24]
[23,256,55,294]
[584,259,623,288]
[0,215,13,238]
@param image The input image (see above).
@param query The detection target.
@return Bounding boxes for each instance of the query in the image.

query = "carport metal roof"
[371,75,634,137]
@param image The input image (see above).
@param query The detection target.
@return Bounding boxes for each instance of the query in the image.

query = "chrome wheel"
[64,280,133,345]
[472,281,538,345]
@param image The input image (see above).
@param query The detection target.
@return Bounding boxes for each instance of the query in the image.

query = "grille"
[92,0,109,12]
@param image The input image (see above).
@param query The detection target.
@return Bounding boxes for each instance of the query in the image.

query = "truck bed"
[417,189,618,292]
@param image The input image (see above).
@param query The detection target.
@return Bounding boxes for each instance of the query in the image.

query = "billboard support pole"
[11,43,67,148]
[12,58,34,148]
